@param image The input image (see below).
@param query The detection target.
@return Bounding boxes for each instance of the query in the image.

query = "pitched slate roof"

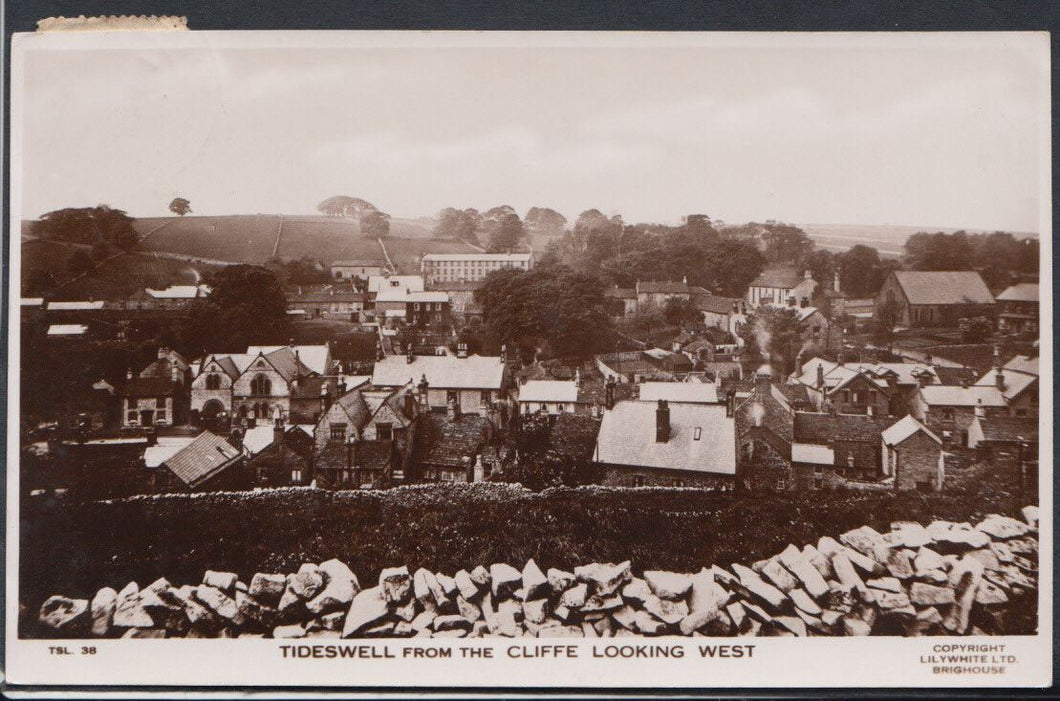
[518,380,579,403]
[694,294,742,314]
[549,413,601,463]
[749,267,805,289]
[996,282,1038,303]
[595,401,736,475]
[918,385,1006,408]
[979,416,1039,443]
[604,287,637,300]
[163,432,243,488]
[372,354,504,390]
[639,382,719,404]
[792,412,887,444]
[797,356,938,389]
[247,345,329,376]
[882,415,940,446]
[974,367,1037,401]
[352,440,393,472]
[636,280,704,295]
[1004,355,1039,377]
[891,271,994,305]
[416,412,492,468]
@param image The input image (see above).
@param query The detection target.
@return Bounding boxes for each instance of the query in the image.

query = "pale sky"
[16,33,1049,231]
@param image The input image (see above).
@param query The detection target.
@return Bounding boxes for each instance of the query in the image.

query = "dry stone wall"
[36,507,1039,639]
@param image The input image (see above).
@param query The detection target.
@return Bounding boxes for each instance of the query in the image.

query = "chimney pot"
[655,399,670,443]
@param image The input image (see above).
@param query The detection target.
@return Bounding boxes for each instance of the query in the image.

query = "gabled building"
[909,384,1007,446]
[974,352,1038,418]
[635,279,707,308]
[604,287,638,318]
[881,415,945,492]
[411,402,494,483]
[189,344,334,427]
[874,270,995,328]
[313,383,420,488]
[995,282,1038,334]
[734,371,795,491]
[151,431,247,492]
[119,347,190,429]
[286,288,366,322]
[371,353,505,415]
[693,294,746,335]
[794,356,939,416]
[746,268,817,309]
[593,399,736,488]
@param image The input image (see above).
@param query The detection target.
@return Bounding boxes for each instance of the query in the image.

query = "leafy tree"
[433,207,482,244]
[488,213,524,252]
[838,245,885,298]
[168,197,192,216]
[265,256,328,286]
[66,249,93,275]
[477,266,613,359]
[524,207,567,236]
[663,297,699,327]
[701,239,766,297]
[872,299,901,346]
[179,265,290,354]
[958,316,994,344]
[903,231,975,271]
[90,240,112,262]
[317,196,377,218]
[35,205,139,251]
[361,210,391,238]
[760,222,814,264]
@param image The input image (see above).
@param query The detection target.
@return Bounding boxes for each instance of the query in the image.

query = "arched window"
[205,373,221,390]
[251,374,272,396]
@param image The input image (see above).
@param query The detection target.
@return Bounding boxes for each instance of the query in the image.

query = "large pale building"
[420,252,533,284]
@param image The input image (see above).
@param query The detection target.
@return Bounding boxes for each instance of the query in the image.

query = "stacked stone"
[37,507,1039,639]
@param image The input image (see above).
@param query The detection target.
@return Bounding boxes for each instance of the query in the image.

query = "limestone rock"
[574,561,631,597]
[113,583,153,628]
[521,559,549,601]
[907,581,958,606]
[39,596,89,635]
[289,566,325,601]
[975,579,1009,606]
[307,559,359,614]
[273,623,306,638]
[194,585,243,624]
[840,526,884,557]
[249,573,287,607]
[885,550,915,580]
[413,568,447,608]
[760,560,798,593]
[866,577,902,593]
[788,588,822,616]
[644,570,693,600]
[621,578,652,606]
[731,563,787,611]
[203,570,238,595]
[433,614,473,632]
[436,572,459,599]
[90,587,117,637]
[489,563,523,599]
[381,566,413,604]
[1021,505,1039,528]
[454,570,480,600]
[975,515,1030,540]
[547,568,575,593]
[560,582,589,609]
[784,557,829,600]
[470,565,492,588]
[342,586,390,638]
[523,598,550,625]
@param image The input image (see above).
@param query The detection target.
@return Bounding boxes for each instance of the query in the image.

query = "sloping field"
[138,215,280,263]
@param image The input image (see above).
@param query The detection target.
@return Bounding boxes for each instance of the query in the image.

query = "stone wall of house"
[597,465,734,490]
[35,509,1037,639]
[895,432,944,491]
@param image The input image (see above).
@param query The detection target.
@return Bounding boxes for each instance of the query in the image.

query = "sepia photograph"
[5,29,1051,689]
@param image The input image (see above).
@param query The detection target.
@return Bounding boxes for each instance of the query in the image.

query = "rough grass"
[20,471,1029,615]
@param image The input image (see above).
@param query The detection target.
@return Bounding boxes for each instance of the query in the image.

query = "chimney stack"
[406,345,414,364]
[126,367,133,380]
[158,346,167,360]
[655,399,670,443]
[755,366,771,396]
[816,363,825,390]
[273,416,285,446]
[418,374,430,407]
[605,376,616,410]
[228,427,244,449]
[457,342,468,359]
[447,396,460,420]
[974,397,985,420]
[171,364,181,384]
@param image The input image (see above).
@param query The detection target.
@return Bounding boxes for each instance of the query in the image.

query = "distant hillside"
[801,223,1038,258]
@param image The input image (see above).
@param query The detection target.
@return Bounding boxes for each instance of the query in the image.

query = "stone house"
[119,347,190,429]
[693,294,746,335]
[995,283,1038,335]
[604,287,638,318]
[593,399,736,488]
[331,260,386,281]
[411,402,495,483]
[881,415,945,491]
[968,414,1038,462]
[245,420,314,487]
[874,270,995,328]
[634,279,706,308]
[791,412,890,488]
[974,353,1038,419]
[313,383,420,488]
[371,353,505,415]
[286,288,367,322]
[746,268,817,309]
[794,356,938,417]
[426,280,482,315]
[733,371,796,492]
[909,384,1007,447]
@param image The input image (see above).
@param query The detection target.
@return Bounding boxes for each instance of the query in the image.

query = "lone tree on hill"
[168,197,192,216]
[317,196,377,218]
